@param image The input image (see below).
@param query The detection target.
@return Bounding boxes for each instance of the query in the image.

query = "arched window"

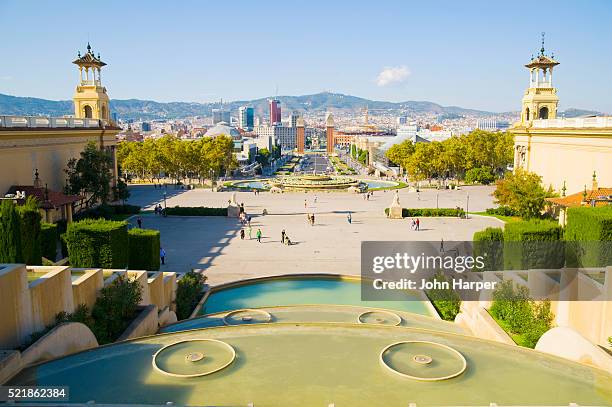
[83,105,93,118]
[539,106,549,120]
[525,108,530,121]
[101,105,107,120]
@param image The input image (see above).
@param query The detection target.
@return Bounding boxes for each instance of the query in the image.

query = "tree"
[113,179,130,204]
[465,167,495,184]
[385,140,415,173]
[493,168,556,218]
[256,148,271,166]
[175,271,207,320]
[0,200,21,263]
[65,141,113,207]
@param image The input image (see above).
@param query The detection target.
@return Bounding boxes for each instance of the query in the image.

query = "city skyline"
[1,1,612,112]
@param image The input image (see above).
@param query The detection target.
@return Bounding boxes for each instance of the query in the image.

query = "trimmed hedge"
[74,204,141,221]
[503,219,564,270]
[564,206,612,267]
[473,227,504,271]
[384,207,465,217]
[41,223,58,261]
[485,206,520,216]
[425,273,461,321]
[65,219,129,268]
[128,228,160,271]
[16,201,42,265]
[164,206,228,216]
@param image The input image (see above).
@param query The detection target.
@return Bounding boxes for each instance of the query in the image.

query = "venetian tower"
[326,113,335,154]
[520,33,559,124]
[72,43,111,122]
[296,116,305,154]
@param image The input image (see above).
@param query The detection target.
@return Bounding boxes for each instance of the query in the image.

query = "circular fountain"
[152,339,236,378]
[380,341,467,381]
[357,310,402,326]
[223,309,273,325]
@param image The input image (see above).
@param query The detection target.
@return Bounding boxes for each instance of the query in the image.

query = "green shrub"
[503,220,564,270]
[128,228,160,271]
[384,207,465,217]
[564,206,612,267]
[473,227,504,271]
[425,272,461,321]
[90,275,142,344]
[74,204,141,221]
[465,167,495,184]
[41,223,58,261]
[164,206,228,216]
[489,280,553,348]
[16,197,42,265]
[176,271,207,320]
[0,200,22,263]
[22,304,93,350]
[65,219,129,268]
[485,206,520,216]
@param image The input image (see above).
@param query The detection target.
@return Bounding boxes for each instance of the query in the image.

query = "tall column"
[296,120,305,154]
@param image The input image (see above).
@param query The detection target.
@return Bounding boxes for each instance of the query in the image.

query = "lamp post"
[436,192,439,209]
[163,191,167,216]
[209,169,214,191]
[466,192,470,219]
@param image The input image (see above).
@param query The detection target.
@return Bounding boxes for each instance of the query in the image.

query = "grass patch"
[488,310,530,347]
[470,211,521,223]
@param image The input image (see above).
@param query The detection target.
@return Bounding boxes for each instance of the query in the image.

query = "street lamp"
[436,192,439,209]
[163,191,167,216]
[466,192,470,219]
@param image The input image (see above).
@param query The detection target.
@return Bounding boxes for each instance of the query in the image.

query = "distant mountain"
[0,91,604,121]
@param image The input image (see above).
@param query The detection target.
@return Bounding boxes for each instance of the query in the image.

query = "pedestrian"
[256,228,262,243]
[304,199,307,209]
[416,218,420,231]
[311,213,315,225]
[281,229,286,244]
[240,229,245,240]
[440,238,444,253]
[307,213,311,224]
[240,203,245,214]
[410,219,416,230]
[247,216,251,227]
[137,216,142,228]
[248,225,252,239]
[160,247,166,265]
[347,212,352,224]
[314,196,318,204]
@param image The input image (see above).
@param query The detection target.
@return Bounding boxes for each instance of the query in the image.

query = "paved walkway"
[128,185,501,285]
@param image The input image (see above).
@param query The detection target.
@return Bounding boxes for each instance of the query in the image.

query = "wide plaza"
[127,184,501,285]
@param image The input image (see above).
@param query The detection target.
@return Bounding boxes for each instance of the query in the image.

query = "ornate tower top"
[519,33,560,123]
[72,43,111,121]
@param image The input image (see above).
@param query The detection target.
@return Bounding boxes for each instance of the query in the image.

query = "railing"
[0,115,103,129]
[532,116,612,129]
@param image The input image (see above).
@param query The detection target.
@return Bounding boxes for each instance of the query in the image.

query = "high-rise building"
[476,119,510,131]
[269,98,281,126]
[238,106,254,131]
[289,110,299,128]
[397,116,408,125]
[212,109,230,125]
[141,122,151,132]
[255,125,296,150]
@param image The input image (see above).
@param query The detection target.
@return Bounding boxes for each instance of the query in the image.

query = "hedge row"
[503,220,564,270]
[41,223,58,261]
[473,227,504,271]
[485,206,520,216]
[565,206,612,267]
[128,228,160,271]
[164,206,228,216]
[65,219,129,268]
[74,204,141,221]
[384,207,465,217]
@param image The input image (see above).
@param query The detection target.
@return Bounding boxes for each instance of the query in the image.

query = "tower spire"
[540,32,545,56]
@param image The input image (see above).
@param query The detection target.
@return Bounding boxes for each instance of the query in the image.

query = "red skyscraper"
[269,98,281,126]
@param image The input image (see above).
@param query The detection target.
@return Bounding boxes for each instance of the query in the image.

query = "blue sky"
[1,0,611,112]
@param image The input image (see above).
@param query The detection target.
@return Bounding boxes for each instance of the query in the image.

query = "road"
[300,154,331,173]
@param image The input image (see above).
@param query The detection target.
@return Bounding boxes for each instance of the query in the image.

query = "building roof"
[204,122,241,139]
[72,43,106,67]
[547,187,612,208]
[525,54,559,69]
[6,186,82,208]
